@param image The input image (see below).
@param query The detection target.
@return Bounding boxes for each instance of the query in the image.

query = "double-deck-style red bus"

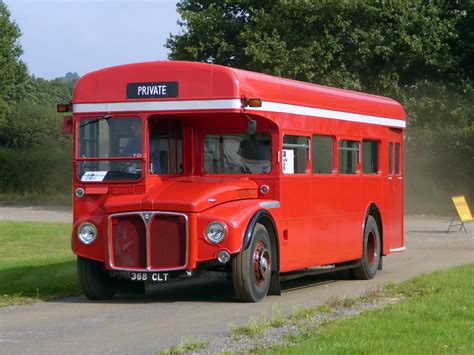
[63,61,405,302]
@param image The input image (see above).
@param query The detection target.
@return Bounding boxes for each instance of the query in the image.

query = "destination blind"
[127,82,178,99]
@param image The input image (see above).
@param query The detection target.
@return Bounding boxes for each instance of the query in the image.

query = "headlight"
[77,223,98,244]
[75,187,85,198]
[205,221,227,244]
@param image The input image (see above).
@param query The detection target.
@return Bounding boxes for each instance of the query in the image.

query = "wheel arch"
[242,209,280,272]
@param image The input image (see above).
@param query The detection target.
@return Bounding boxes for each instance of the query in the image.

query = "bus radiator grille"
[149,214,187,269]
[109,212,188,271]
[111,215,147,269]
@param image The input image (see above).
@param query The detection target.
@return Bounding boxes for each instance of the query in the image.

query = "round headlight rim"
[205,221,227,244]
[77,222,98,245]
[75,187,85,198]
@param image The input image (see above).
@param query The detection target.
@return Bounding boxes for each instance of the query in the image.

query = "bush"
[0,102,70,150]
[0,147,72,195]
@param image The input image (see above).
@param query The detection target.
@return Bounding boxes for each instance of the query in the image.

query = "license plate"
[129,272,169,282]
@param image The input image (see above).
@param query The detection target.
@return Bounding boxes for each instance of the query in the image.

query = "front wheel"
[353,215,381,280]
[232,223,272,302]
[77,256,120,300]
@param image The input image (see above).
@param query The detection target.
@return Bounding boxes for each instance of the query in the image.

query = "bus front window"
[204,133,272,174]
[77,117,143,182]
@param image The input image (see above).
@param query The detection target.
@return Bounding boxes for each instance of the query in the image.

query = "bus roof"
[73,61,406,127]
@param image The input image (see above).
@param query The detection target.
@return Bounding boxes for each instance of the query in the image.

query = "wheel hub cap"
[253,242,271,286]
[367,231,377,266]
[259,249,271,279]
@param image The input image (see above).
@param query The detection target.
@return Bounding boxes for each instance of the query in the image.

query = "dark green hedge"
[0,148,72,195]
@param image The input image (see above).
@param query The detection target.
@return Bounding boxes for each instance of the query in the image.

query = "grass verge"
[229,315,271,339]
[265,264,474,354]
[228,302,329,340]
[0,220,78,306]
[159,340,208,354]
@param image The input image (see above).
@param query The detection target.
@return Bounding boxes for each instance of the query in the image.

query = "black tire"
[77,256,120,300]
[232,223,272,302]
[353,215,381,280]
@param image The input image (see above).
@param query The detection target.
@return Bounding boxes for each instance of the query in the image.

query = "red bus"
[63,61,405,302]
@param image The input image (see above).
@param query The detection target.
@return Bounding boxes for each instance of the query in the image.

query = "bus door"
[387,129,404,250]
[279,135,312,270]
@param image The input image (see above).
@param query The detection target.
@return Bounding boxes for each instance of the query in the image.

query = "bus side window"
[338,140,359,174]
[204,133,272,174]
[362,140,379,174]
[395,143,401,175]
[282,136,310,174]
[388,143,393,175]
[312,135,334,174]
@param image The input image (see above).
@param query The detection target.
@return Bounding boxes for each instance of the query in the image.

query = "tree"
[0,102,70,150]
[167,1,468,93]
[8,75,77,105]
[0,3,75,198]
[0,72,77,150]
[62,72,79,83]
[0,1,27,122]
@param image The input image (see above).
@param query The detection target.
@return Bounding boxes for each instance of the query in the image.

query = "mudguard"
[196,199,280,264]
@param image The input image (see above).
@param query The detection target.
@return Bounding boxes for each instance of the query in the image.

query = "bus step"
[280,261,361,282]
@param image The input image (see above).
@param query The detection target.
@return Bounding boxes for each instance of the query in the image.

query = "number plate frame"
[129,272,170,283]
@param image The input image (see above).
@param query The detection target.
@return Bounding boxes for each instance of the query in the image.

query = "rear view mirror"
[247,119,256,135]
[63,116,73,135]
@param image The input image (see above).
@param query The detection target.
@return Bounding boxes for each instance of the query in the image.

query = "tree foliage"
[0,1,27,122]
[7,74,77,105]
[0,70,76,195]
[167,1,471,92]
[0,102,70,150]
[0,68,77,150]
[0,2,76,197]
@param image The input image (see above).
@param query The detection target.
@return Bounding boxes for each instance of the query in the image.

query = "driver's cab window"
[148,118,182,175]
[78,117,142,158]
[77,117,143,181]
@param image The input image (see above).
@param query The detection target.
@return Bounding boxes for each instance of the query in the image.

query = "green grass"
[229,315,271,339]
[229,303,332,340]
[159,340,208,354]
[290,303,332,323]
[265,264,474,354]
[269,304,287,328]
[0,221,78,306]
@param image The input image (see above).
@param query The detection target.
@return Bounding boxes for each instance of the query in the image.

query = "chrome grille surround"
[108,211,189,272]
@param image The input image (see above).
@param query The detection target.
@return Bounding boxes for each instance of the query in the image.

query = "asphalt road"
[0,215,473,354]
[0,205,72,223]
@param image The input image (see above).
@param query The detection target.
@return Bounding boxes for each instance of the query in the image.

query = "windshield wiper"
[79,115,112,128]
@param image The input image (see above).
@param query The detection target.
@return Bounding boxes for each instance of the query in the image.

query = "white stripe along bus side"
[73,99,406,128]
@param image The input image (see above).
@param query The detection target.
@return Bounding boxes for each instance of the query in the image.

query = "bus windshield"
[204,133,272,174]
[77,117,143,182]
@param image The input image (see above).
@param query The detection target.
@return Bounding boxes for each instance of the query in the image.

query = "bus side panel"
[336,175,363,260]
[279,175,313,272]
[310,176,339,264]
[360,175,384,245]
[310,118,341,265]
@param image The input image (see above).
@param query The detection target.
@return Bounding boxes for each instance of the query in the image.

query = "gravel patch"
[185,295,403,354]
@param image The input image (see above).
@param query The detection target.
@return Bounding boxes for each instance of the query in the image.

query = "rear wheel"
[77,256,120,300]
[232,223,272,302]
[353,215,381,280]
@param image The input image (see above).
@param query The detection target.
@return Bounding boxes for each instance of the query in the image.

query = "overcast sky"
[5,0,180,79]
